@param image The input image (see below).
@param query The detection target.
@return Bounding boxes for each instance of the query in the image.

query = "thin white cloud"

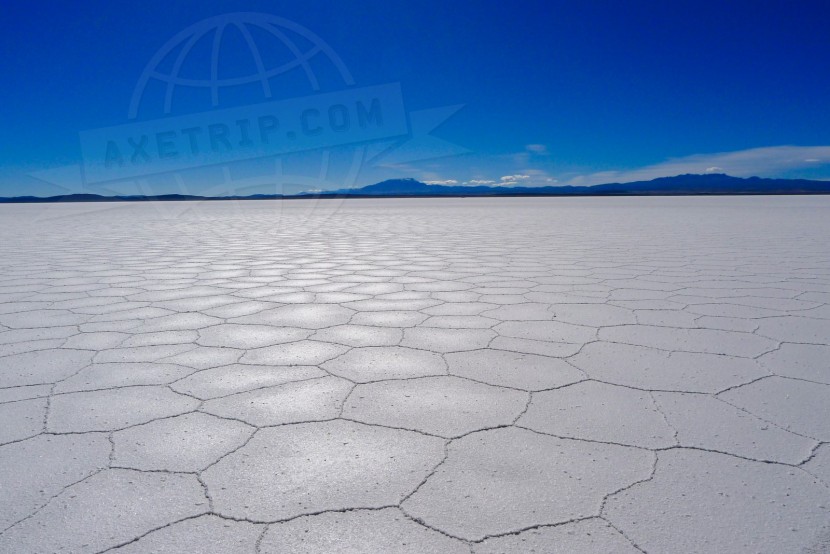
[525,144,547,154]
[467,179,495,184]
[564,145,830,186]
[705,166,723,172]
[424,179,458,185]
[500,174,530,182]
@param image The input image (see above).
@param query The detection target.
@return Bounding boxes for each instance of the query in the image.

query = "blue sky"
[2,0,830,196]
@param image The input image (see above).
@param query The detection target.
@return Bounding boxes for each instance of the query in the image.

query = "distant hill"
[3,174,830,203]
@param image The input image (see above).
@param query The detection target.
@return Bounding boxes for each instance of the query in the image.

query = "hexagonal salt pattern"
[1,197,829,552]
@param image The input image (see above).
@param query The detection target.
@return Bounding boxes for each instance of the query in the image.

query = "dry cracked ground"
[0,196,829,553]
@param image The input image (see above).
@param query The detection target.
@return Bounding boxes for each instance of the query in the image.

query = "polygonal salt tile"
[419,315,496,328]
[231,304,353,329]
[518,381,676,448]
[61,331,128,350]
[480,303,555,321]
[202,376,352,426]
[446,348,585,391]
[344,282,404,295]
[0,309,89,328]
[129,285,228,302]
[322,346,446,382]
[652,392,816,464]
[0,469,208,554]
[203,300,273,319]
[422,302,495,316]
[112,514,262,553]
[408,281,474,292]
[551,303,638,327]
[719,376,830,440]
[609,288,672,301]
[525,292,606,305]
[474,287,529,296]
[94,344,195,363]
[260,508,469,553]
[130,312,222,333]
[258,292,317,303]
[0,398,46,445]
[686,302,783,318]
[570,341,768,393]
[317,292,373,303]
[0,384,50,403]
[0,326,78,345]
[80,320,143,333]
[604,449,830,553]
[54,362,195,393]
[240,340,348,366]
[473,518,640,553]
[758,343,830,384]
[161,346,243,369]
[48,386,199,432]
[0,433,110,529]
[495,320,596,344]
[0,349,93,388]
[756,316,830,343]
[598,325,776,357]
[118,330,199,347]
[343,376,527,437]
[488,336,583,358]
[431,291,481,303]
[401,327,496,352]
[0,338,68,357]
[402,427,652,541]
[611,299,684,311]
[634,309,699,327]
[345,299,441,311]
[112,412,253,472]
[349,310,428,327]
[154,294,247,312]
[197,323,312,349]
[203,420,445,521]
[695,315,759,332]
[312,324,403,347]
[483,294,531,304]
[171,363,326,399]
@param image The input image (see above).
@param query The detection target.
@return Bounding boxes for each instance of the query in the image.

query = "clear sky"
[2,0,830,196]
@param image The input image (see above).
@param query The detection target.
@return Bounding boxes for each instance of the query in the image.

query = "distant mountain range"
[3,174,830,203]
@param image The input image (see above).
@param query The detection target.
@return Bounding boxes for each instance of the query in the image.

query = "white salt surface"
[0,196,828,552]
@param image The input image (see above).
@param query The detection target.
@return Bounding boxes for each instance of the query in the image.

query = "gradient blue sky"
[2,0,830,196]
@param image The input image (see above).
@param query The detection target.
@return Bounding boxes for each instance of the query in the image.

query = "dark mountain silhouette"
[325,175,830,196]
[2,174,829,203]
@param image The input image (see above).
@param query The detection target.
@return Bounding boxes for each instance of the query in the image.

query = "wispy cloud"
[499,174,531,185]
[424,179,459,185]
